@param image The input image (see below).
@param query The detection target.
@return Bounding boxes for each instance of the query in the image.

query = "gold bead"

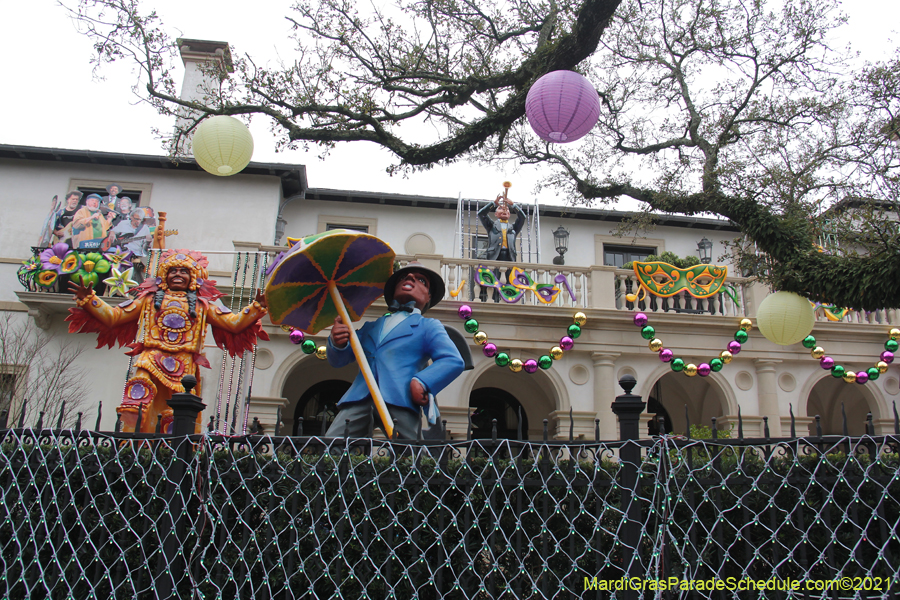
[891,328,900,340]
[810,346,825,360]
[315,345,327,360]
[877,361,889,374]
[474,331,488,345]
[842,371,856,384]
[550,346,564,360]
[649,338,663,352]
[684,363,698,377]
[740,318,753,331]
[509,358,523,372]
[573,312,587,327]
[720,350,733,364]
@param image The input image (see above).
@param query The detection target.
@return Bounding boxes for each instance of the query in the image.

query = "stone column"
[591,352,620,441]
[754,358,782,437]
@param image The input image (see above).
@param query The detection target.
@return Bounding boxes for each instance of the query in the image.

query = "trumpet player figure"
[478,182,526,301]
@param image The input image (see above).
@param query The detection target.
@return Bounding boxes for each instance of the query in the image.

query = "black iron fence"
[1,386,899,599]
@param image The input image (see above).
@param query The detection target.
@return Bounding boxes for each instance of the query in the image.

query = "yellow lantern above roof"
[191,115,254,176]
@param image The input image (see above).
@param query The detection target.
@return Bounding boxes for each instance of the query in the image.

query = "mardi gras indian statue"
[67,249,269,433]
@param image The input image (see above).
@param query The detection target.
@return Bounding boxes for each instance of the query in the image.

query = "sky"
[0,0,897,206]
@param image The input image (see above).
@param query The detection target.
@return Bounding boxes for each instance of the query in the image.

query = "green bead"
[670,358,685,372]
[886,339,899,353]
[495,352,510,367]
[867,367,880,381]
[709,358,724,372]
[734,330,748,344]
[301,340,317,355]
[567,324,582,339]
[464,319,479,334]
[640,325,656,340]
[831,365,845,378]
[801,335,816,349]
[539,355,553,370]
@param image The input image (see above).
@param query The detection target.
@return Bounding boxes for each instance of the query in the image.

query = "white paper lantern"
[191,116,254,176]
[756,291,815,346]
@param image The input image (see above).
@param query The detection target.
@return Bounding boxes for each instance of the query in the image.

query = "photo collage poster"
[37,184,157,258]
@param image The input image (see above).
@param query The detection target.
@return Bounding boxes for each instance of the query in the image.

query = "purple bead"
[697,363,711,377]
[659,349,674,363]
[559,336,575,351]
[162,313,186,329]
[458,305,473,320]
[819,356,834,370]
[856,371,869,384]
[633,312,648,327]
[727,341,742,354]
[289,329,304,344]
[881,351,894,364]
[523,359,539,374]
[482,343,498,358]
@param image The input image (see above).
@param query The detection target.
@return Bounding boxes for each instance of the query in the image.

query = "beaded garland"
[283,325,327,360]
[457,304,585,373]
[633,312,752,377]
[801,328,898,384]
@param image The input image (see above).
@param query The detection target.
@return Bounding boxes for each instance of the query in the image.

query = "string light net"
[1,430,898,598]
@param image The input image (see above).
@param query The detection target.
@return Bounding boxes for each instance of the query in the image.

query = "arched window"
[293,380,351,436]
[469,387,528,440]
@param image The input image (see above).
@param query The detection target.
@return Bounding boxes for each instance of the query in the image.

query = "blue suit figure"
[325,262,465,439]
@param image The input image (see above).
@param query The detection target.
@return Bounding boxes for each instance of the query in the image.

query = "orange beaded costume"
[66,249,269,433]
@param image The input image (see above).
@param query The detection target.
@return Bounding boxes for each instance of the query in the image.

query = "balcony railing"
[16,245,900,327]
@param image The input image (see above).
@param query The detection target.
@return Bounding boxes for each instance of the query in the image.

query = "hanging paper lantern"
[525,71,600,143]
[756,292,816,346]
[191,115,254,176]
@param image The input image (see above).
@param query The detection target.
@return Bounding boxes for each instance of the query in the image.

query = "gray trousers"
[324,400,422,439]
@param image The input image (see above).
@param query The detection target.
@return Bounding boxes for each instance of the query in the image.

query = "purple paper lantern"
[525,71,601,143]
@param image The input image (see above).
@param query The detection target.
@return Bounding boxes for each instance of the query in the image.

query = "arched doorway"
[293,380,351,435]
[650,371,727,435]
[807,376,879,435]
[469,387,528,439]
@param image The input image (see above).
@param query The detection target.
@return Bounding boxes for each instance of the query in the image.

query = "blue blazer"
[327,313,465,412]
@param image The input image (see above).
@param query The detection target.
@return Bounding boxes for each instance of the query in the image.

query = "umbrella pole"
[327,281,395,439]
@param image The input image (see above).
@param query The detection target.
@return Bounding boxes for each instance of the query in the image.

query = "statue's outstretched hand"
[331,316,350,349]
[68,280,95,301]
[255,289,267,309]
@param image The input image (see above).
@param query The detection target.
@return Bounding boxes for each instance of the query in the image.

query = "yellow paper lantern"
[192,115,254,176]
[756,292,815,346]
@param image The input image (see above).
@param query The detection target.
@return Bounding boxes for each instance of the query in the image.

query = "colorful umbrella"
[265,229,397,436]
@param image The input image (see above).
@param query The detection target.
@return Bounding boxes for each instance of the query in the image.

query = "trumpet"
[499,181,512,207]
